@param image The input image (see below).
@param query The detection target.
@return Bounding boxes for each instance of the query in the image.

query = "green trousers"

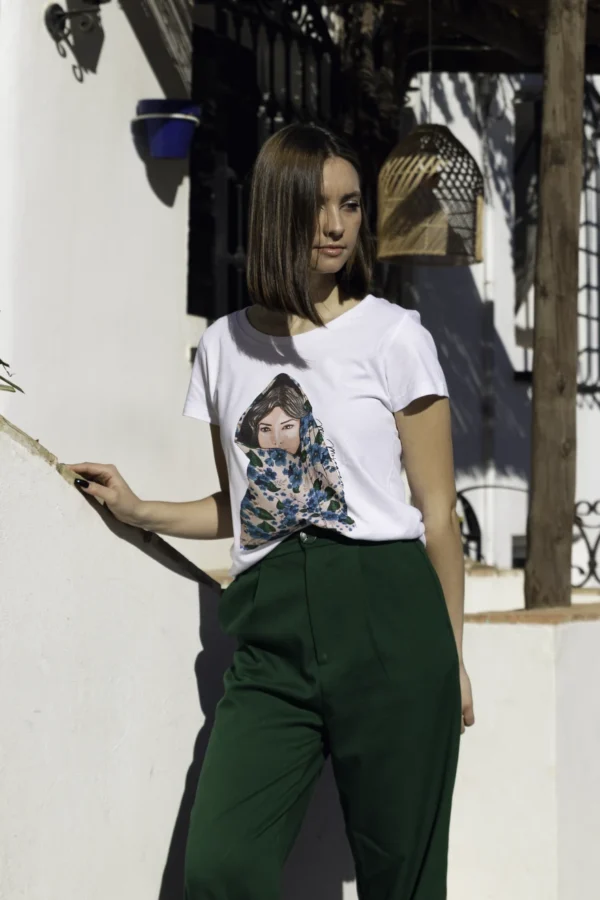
[184,527,461,900]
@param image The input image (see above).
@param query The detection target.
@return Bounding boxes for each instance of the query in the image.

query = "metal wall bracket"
[45,1,112,42]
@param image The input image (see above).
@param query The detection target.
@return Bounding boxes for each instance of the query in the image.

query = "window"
[511,535,527,570]
[512,79,600,397]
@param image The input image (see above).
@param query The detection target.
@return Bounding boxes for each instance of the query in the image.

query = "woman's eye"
[345,202,360,211]
[259,425,271,433]
[283,423,295,431]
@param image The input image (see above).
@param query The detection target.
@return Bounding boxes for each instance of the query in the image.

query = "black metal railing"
[456,491,483,563]
[573,499,600,588]
[457,486,600,588]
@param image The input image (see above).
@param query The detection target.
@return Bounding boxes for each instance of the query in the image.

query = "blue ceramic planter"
[132,99,202,159]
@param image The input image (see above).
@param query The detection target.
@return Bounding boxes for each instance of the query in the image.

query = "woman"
[69,122,475,900]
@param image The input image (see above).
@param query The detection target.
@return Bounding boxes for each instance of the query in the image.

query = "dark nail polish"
[75,478,90,488]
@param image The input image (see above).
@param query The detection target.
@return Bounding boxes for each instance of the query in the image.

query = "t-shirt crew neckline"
[236,294,376,348]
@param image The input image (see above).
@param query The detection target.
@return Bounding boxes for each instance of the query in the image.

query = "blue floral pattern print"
[235,373,355,549]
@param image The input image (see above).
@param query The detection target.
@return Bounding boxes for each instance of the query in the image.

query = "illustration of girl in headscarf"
[235,373,355,549]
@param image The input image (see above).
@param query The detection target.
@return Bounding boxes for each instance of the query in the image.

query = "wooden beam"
[438,2,543,68]
[382,0,544,70]
[327,0,600,72]
[469,0,600,51]
[525,0,588,608]
[121,0,193,95]
[487,0,545,21]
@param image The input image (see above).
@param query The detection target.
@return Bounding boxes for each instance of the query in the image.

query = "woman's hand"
[65,462,143,527]
[459,662,475,734]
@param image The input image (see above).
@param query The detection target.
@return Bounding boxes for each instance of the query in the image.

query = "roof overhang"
[122,0,193,95]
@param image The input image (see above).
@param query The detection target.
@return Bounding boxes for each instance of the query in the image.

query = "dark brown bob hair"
[246,123,374,325]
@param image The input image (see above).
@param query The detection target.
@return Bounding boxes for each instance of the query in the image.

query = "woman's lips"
[317,246,345,257]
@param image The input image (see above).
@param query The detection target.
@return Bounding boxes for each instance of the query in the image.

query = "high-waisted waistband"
[265,524,420,559]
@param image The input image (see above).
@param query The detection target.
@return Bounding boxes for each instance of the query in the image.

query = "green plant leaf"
[0,373,23,393]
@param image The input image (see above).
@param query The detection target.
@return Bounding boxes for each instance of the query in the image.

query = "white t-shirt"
[183,294,448,576]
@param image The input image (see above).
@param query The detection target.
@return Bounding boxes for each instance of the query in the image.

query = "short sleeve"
[182,333,219,425]
[383,310,448,412]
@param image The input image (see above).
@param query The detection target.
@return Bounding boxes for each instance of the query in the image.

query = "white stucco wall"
[450,621,559,900]
[0,0,232,574]
[450,613,600,900]
[0,417,220,900]
[556,621,600,898]
[464,566,599,614]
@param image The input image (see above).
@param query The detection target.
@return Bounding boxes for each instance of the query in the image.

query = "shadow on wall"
[121,0,190,205]
[430,73,516,226]
[47,0,107,82]
[130,133,189,208]
[401,75,530,480]
[158,588,355,900]
[409,264,531,481]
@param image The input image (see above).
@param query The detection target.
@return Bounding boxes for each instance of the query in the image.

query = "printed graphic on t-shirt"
[235,373,355,549]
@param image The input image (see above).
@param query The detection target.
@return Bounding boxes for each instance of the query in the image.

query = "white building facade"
[0,0,229,574]
[1,4,598,583]
[406,72,600,582]
[2,6,600,900]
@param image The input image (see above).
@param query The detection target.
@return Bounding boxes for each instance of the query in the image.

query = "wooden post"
[525,0,588,608]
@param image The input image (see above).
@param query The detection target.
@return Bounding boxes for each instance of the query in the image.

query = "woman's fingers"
[62,462,140,525]
[459,664,475,735]
[463,702,475,728]
[460,708,474,735]
[63,462,119,507]
[74,478,109,505]
[66,462,115,483]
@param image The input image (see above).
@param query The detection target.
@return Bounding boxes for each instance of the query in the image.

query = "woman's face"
[311,156,362,274]
[257,406,301,454]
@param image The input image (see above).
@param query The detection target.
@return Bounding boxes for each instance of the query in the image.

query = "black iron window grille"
[187,0,340,321]
[513,80,600,399]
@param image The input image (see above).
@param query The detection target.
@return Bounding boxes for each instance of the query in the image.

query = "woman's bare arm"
[67,426,233,541]
[395,395,474,730]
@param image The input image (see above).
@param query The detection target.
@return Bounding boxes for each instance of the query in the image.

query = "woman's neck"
[309,273,338,309]
[310,279,348,324]
[249,278,359,337]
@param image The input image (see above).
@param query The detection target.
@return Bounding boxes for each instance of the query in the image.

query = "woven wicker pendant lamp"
[376,0,484,266]
[377,124,484,265]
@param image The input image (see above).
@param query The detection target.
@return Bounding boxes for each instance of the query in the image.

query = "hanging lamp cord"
[427,0,433,121]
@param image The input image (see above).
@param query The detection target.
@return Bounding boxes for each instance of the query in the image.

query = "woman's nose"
[321,209,344,239]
